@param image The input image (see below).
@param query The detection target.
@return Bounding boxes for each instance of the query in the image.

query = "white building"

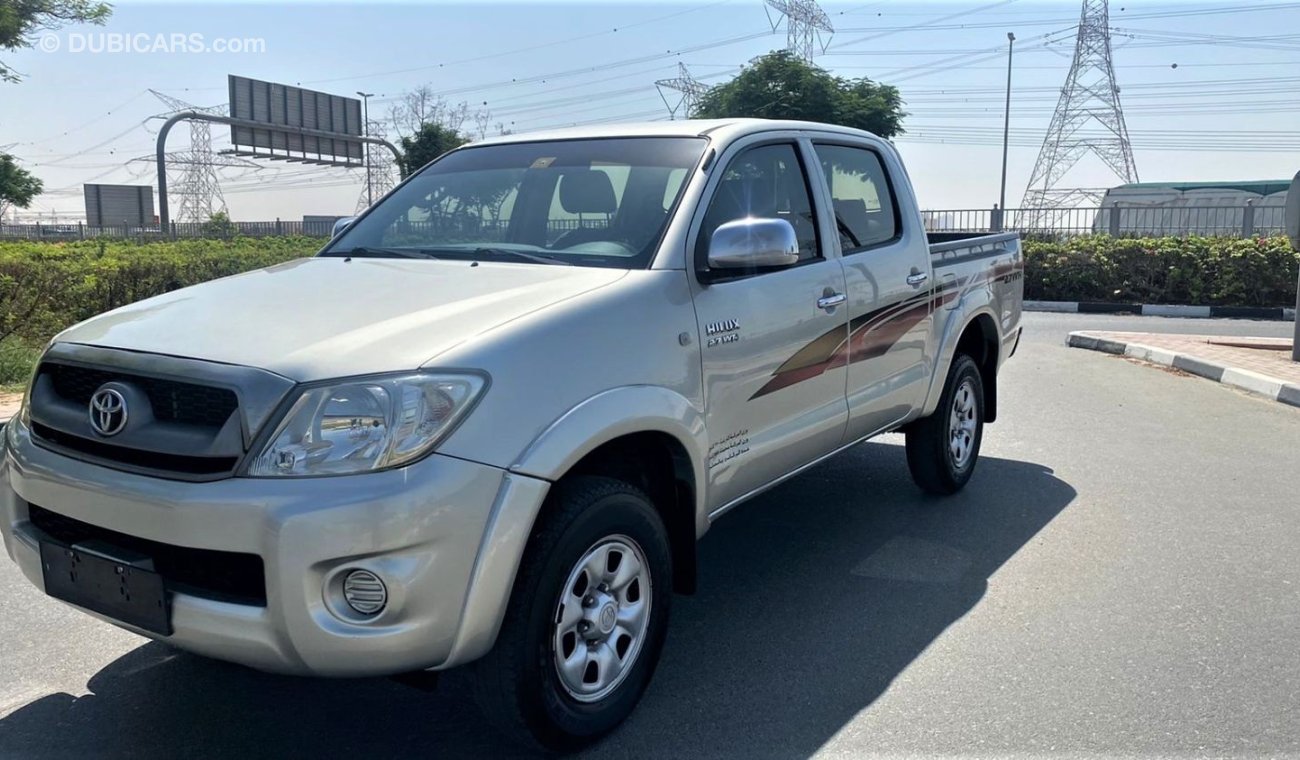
[1093,180,1290,236]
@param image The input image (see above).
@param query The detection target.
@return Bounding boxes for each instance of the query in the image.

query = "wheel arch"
[954,312,1000,423]
[512,387,706,597]
[440,388,706,670]
[922,308,1002,422]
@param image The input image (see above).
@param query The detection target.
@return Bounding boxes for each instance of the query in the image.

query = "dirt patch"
[0,392,23,420]
[1118,356,1192,378]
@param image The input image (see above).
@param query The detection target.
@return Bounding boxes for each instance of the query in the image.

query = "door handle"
[906,272,929,287]
[817,292,847,311]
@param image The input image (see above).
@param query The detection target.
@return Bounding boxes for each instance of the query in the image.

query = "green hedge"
[1,234,1296,385]
[1024,236,1299,306]
[0,237,316,384]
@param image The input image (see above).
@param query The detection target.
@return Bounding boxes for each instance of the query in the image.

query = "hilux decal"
[705,318,741,348]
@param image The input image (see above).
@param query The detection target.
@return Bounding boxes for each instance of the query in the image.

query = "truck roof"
[471,119,881,147]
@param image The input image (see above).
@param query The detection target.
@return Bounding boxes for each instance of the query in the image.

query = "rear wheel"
[473,476,672,752]
[905,353,985,495]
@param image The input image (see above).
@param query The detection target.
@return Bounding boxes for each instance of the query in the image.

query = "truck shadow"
[0,442,1075,759]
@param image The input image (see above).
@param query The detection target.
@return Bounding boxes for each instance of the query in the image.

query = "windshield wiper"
[332,246,441,260]
[472,247,574,266]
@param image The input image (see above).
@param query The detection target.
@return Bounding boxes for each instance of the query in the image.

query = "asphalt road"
[1,312,1298,758]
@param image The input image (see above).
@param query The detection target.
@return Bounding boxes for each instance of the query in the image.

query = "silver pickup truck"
[2,119,1022,750]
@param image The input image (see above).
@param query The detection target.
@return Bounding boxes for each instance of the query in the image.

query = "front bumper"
[1,418,549,677]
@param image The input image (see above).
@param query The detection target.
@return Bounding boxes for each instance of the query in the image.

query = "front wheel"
[472,476,672,752]
[905,353,985,495]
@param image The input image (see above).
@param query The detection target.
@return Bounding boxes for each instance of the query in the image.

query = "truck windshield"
[323,137,708,269]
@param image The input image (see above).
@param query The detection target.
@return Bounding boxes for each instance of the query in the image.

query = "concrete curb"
[1068,331,1300,410]
[1028,301,1296,322]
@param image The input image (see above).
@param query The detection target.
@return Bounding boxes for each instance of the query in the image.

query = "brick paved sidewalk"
[1085,332,1300,385]
[1069,331,1300,409]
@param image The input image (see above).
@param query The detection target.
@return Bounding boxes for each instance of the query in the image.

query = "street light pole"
[1286,170,1299,361]
[998,32,1016,226]
[357,91,375,207]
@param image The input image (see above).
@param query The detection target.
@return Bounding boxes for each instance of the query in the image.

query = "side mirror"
[331,216,357,239]
[707,217,800,271]
[1286,170,1299,250]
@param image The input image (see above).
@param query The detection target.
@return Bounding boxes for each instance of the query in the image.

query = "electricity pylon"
[655,64,710,120]
[765,0,834,62]
[1022,0,1138,213]
[145,90,258,223]
[355,120,398,213]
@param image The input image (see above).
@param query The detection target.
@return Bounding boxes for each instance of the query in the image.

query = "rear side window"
[813,144,899,252]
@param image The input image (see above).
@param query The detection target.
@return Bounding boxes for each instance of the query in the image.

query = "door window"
[813,144,899,253]
[695,143,821,272]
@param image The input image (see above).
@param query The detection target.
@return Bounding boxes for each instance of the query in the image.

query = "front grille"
[44,363,238,428]
[32,423,237,476]
[29,505,267,606]
[30,361,245,479]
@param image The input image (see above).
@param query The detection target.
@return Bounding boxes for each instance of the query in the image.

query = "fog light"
[342,569,387,616]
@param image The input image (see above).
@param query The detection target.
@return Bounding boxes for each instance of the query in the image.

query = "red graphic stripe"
[748,268,993,400]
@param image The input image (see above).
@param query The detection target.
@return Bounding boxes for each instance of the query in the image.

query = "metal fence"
[0,217,611,242]
[1,203,1287,241]
[923,203,1288,239]
[0,220,335,241]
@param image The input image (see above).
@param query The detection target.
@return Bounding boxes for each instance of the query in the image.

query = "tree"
[1,0,112,83]
[199,210,237,238]
[0,153,43,221]
[692,51,906,138]
[398,122,468,177]
[387,85,494,141]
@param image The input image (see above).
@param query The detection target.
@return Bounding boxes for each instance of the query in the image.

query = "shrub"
[0,237,316,355]
[200,211,238,239]
[1023,236,1298,306]
[0,338,41,388]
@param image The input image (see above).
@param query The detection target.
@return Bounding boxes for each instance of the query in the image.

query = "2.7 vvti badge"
[2,119,1023,752]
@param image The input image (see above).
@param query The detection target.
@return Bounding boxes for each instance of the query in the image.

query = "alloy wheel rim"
[949,379,978,469]
[552,535,652,703]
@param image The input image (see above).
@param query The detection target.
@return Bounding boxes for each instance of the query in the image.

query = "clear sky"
[2,0,1298,222]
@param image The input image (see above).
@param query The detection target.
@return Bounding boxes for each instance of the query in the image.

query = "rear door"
[689,138,849,513]
[809,140,934,442]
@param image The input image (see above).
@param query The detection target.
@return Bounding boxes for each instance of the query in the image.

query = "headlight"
[246,372,487,477]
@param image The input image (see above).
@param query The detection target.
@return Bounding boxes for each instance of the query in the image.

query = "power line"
[826,0,1022,53]
[301,0,737,86]
[8,91,150,148]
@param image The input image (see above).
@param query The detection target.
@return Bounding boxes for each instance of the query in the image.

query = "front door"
[690,141,849,513]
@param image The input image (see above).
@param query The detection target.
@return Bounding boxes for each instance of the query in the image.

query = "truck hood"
[56,257,628,381]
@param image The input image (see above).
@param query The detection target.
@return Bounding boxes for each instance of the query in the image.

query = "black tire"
[905,353,985,495]
[472,476,672,752]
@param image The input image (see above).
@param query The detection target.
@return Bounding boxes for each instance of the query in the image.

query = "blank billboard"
[228,75,364,166]
[84,184,155,227]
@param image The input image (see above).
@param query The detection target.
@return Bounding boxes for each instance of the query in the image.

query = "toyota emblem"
[89,387,128,437]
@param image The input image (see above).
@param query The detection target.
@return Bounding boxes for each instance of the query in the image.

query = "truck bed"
[927,231,1021,265]
[926,231,1024,361]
